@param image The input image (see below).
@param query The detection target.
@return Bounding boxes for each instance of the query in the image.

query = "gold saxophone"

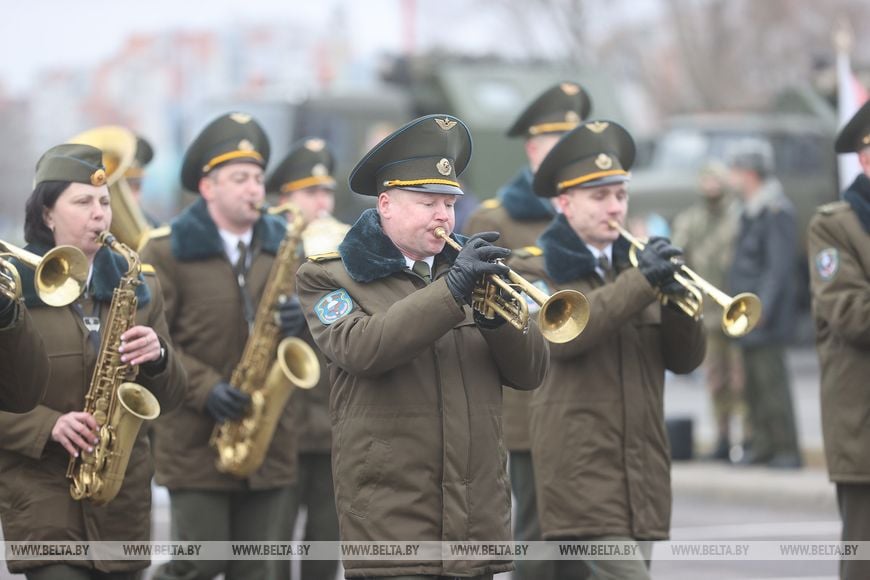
[66,232,161,505]
[210,203,320,477]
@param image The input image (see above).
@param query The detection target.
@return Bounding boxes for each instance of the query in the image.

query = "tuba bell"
[0,241,88,307]
[434,228,589,343]
[68,126,151,251]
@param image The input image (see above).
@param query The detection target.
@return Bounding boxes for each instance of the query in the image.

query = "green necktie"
[412,260,431,284]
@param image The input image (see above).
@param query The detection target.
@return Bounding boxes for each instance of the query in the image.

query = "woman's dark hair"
[24,181,71,246]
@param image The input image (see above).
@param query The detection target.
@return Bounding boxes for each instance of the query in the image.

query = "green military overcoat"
[296,209,549,578]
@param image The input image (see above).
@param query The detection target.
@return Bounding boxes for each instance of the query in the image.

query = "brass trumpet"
[607,221,762,338]
[434,228,589,344]
[0,241,88,307]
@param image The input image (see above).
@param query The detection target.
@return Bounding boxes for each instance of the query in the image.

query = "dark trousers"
[509,450,556,580]
[837,483,870,580]
[277,452,340,580]
[25,565,142,580]
[741,344,800,461]
[151,486,292,580]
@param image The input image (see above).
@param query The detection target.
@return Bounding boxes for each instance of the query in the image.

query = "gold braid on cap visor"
[528,121,580,136]
[557,170,628,191]
[383,178,461,188]
[280,175,336,193]
[202,150,264,173]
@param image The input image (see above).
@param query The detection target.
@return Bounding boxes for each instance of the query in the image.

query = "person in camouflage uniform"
[671,161,745,461]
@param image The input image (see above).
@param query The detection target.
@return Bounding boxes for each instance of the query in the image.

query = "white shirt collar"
[585,243,613,278]
[403,255,435,270]
[219,228,254,266]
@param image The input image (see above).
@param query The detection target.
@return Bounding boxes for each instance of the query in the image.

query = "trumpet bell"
[722,292,763,338]
[36,245,90,307]
[539,290,590,344]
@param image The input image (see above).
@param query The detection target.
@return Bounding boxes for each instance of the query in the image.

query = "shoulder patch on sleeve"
[815,247,839,281]
[481,198,501,209]
[314,288,355,325]
[140,263,156,275]
[513,246,543,258]
[818,201,849,216]
[307,251,341,263]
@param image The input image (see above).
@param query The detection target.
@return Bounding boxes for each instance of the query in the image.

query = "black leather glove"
[205,382,252,422]
[445,232,511,305]
[276,295,306,337]
[0,294,16,328]
[636,237,682,288]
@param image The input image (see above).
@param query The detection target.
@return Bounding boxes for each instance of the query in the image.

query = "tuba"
[0,241,88,307]
[608,220,762,338]
[66,232,160,505]
[434,228,589,344]
[210,203,320,478]
[69,126,152,251]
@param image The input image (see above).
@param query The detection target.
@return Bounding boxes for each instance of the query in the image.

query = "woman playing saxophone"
[0,143,187,579]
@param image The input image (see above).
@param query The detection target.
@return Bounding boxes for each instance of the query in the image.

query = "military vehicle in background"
[181,56,626,227]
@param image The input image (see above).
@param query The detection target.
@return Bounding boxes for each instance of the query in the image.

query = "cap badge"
[238,139,254,151]
[305,138,326,152]
[90,168,107,187]
[560,83,580,95]
[436,158,452,176]
[565,111,581,123]
[230,113,252,124]
[435,118,457,131]
[586,121,610,134]
[312,163,328,177]
[595,154,613,170]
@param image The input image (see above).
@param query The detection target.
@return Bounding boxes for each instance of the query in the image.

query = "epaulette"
[307,251,341,263]
[481,198,501,210]
[817,200,850,216]
[513,246,543,258]
[141,263,157,275]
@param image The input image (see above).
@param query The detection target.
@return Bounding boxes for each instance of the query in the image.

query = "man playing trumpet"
[297,114,549,580]
[509,120,706,580]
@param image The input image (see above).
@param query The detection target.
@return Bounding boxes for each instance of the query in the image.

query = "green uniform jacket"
[464,167,555,451]
[0,304,49,413]
[140,198,298,491]
[296,209,549,578]
[510,215,706,541]
[0,245,187,574]
[808,177,870,483]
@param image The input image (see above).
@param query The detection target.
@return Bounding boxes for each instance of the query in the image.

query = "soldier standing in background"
[266,138,347,580]
[463,81,591,580]
[671,161,744,461]
[728,147,802,469]
[809,100,870,580]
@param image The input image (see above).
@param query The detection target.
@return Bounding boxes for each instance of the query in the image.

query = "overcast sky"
[1,0,662,95]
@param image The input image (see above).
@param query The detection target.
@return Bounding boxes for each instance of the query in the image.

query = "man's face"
[699,173,725,200]
[378,189,456,261]
[525,134,563,173]
[280,186,335,223]
[200,162,265,230]
[557,183,628,249]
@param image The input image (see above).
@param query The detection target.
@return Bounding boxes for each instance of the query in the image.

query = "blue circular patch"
[314,288,355,325]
